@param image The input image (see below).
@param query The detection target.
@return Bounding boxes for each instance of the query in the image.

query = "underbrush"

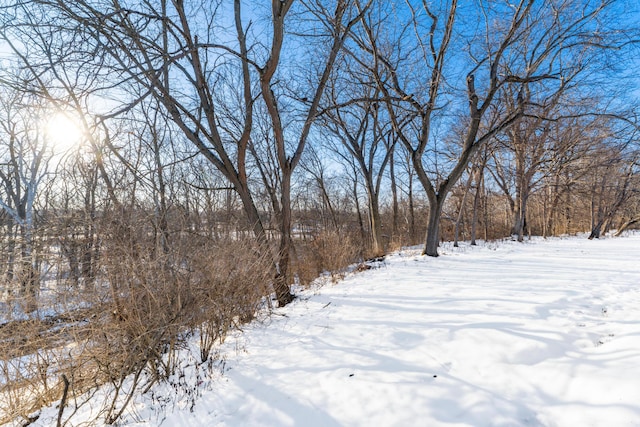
[0,228,271,426]
[0,226,366,426]
[293,230,366,286]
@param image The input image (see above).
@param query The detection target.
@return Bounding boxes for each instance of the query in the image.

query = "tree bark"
[274,174,295,306]
[353,177,367,247]
[367,185,384,257]
[408,170,416,242]
[390,145,399,241]
[470,165,484,245]
[424,196,445,257]
[454,167,475,247]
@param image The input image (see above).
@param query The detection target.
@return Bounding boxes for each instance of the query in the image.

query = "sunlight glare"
[45,112,84,153]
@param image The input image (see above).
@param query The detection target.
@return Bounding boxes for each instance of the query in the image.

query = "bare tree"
[354,0,632,255]
[299,146,341,233]
[3,0,370,305]
[320,81,394,257]
[587,139,639,239]
[3,0,272,244]
[0,84,53,309]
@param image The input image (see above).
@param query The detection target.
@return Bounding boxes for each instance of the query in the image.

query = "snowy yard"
[32,234,640,426]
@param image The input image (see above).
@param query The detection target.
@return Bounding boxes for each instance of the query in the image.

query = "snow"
[29,234,640,426]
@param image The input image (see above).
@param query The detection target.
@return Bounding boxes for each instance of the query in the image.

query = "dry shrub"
[294,230,361,285]
[0,307,98,425]
[0,323,64,425]
[0,222,358,425]
[1,217,274,425]
[386,241,402,255]
[188,237,272,363]
[77,225,273,424]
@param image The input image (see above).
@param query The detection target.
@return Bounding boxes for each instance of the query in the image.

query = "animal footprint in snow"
[596,333,614,346]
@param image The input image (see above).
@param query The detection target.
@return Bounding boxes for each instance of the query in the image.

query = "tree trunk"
[236,183,268,245]
[353,178,366,247]
[588,170,612,240]
[454,168,475,247]
[5,223,16,284]
[453,205,463,248]
[614,217,640,236]
[237,182,289,305]
[318,177,339,231]
[545,173,562,237]
[153,130,170,255]
[470,168,483,245]
[483,174,489,241]
[588,219,604,239]
[390,147,399,240]
[408,171,416,243]
[367,187,384,257]
[514,190,529,242]
[424,197,445,257]
[19,223,38,312]
[81,166,99,290]
[274,174,295,307]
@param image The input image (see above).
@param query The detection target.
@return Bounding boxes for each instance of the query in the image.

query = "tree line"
[0,0,636,306]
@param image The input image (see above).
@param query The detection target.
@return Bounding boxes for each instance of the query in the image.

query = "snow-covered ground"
[31,234,640,426]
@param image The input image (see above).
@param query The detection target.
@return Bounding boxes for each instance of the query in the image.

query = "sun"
[45,112,84,153]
